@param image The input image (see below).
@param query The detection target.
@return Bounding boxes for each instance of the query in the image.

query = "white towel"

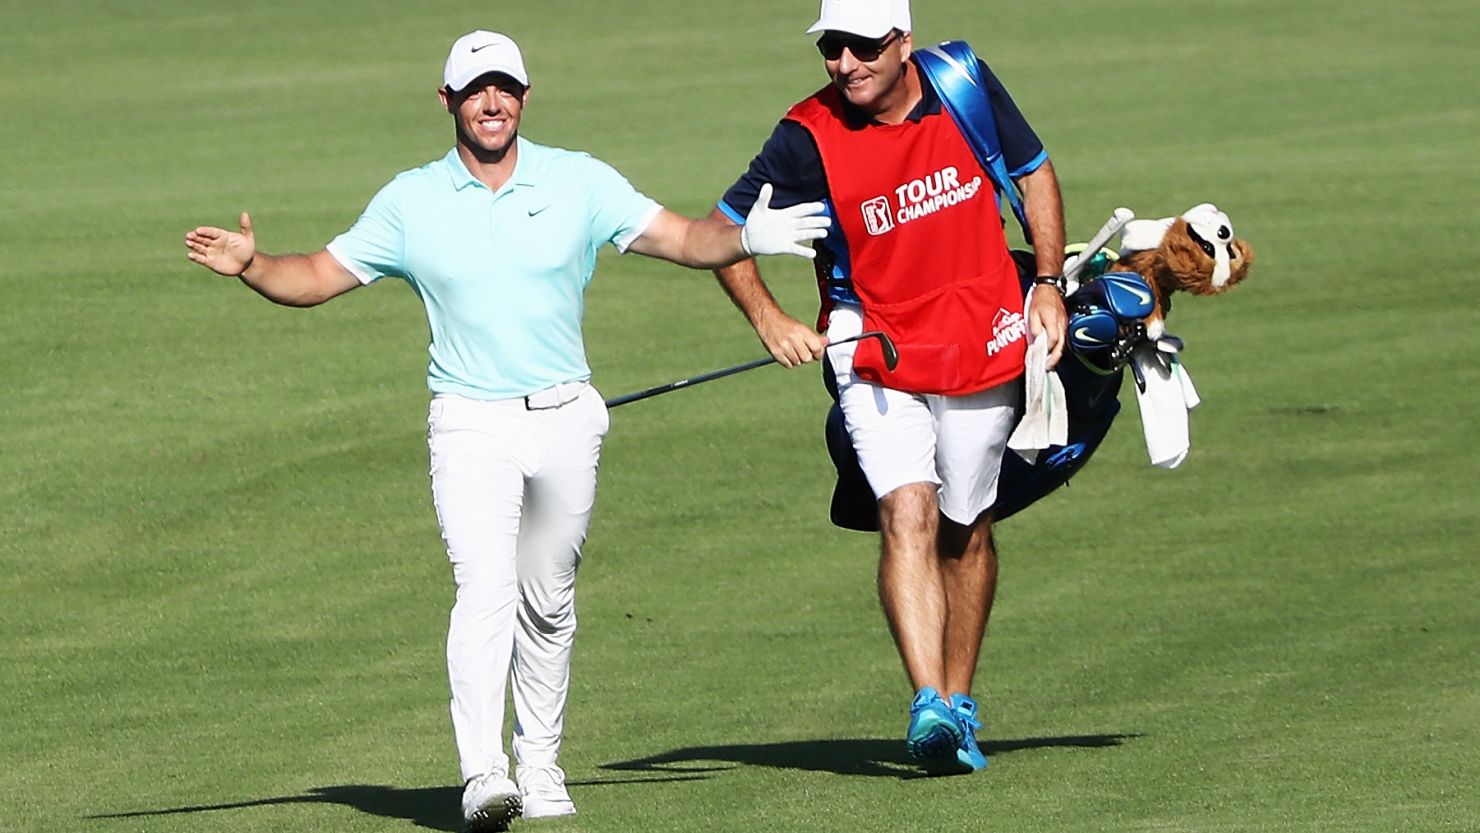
[1008,325,1068,463]
[1130,342,1201,469]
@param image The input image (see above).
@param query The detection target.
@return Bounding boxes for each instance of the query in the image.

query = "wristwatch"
[1032,274,1065,293]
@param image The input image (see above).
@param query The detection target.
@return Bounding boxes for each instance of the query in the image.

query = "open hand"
[740,184,830,259]
[185,212,257,277]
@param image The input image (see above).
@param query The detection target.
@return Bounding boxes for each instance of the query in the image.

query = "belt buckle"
[525,383,575,410]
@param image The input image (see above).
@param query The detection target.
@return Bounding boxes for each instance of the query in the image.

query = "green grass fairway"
[3,1,1478,831]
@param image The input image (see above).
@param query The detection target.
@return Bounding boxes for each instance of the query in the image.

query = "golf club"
[605,330,899,409]
[1062,207,1135,289]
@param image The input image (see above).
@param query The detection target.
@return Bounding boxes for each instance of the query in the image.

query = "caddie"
[708,0,1067,775]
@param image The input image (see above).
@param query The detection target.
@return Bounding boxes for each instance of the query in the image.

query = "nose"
[837,48,860,74]
[471,85,509,114]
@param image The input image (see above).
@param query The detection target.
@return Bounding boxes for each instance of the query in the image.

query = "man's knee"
[878,482,939,542]
[939,514,995,561]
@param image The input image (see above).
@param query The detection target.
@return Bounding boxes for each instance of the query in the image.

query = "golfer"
[709,0,1067,774]
[184,30,827,831]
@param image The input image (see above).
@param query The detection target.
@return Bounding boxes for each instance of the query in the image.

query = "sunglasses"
[815,31,899,62]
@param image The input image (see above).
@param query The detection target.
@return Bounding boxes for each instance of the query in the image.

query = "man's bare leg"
[939,518,998,698]
[876,482,948,691]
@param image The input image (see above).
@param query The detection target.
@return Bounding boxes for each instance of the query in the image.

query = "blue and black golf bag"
[822,254,1157,530]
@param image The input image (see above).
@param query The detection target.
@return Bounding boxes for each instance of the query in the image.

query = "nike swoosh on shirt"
[527,204,549,216]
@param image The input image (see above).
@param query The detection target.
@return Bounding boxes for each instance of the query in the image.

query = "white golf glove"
[740,183,830,259]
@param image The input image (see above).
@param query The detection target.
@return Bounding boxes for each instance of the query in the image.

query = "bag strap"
[914,41,1033,243]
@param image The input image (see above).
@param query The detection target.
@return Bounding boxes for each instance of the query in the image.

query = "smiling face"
[817,29,914,119]
[439,71,529,162]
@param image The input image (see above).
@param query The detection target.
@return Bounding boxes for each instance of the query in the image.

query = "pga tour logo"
[861,196,895,236]
[859,166,984,237]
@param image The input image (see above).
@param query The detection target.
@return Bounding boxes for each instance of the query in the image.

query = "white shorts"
[828,304,1021,526]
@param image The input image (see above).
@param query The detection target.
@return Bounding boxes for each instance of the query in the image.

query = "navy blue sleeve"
[718,120,830,222]
[978,60,1048,177]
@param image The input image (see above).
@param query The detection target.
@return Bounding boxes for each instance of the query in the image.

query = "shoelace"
[955,700,983,732]
[522,767,566,796]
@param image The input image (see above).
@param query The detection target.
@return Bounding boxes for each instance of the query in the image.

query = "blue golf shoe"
[950,692,989,772]
[906,686,965,772]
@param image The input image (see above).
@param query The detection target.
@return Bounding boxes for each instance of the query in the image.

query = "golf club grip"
[1064,207,1135,281]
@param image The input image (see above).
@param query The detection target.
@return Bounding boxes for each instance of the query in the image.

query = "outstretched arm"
[185,213,361,307]
[1016,160,1068,367]
[707,209,825,368]
[626,184,829,269]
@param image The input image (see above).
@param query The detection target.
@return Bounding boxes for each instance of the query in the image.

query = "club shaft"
[604,331,890,409]
[604,356,776,408]
[1064,207,1135,282]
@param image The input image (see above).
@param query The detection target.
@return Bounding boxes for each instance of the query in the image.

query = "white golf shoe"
[462,771,521,832]
[517,765,577,819]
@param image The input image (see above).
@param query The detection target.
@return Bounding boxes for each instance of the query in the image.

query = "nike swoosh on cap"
[471,43,497,52]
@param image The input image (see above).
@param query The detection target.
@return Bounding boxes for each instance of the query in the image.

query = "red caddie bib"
[787,85,1026,395]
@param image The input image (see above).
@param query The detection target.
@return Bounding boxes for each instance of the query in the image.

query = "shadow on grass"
[85,736,1134,827]
[88,785,465,832]
[602,734,1142,779]
[87,776,708,832]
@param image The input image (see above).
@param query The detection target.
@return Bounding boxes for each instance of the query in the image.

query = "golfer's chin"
[460,129,517,160]
[837,79,886,113]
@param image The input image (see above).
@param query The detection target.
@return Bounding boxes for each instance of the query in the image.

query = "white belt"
[524,381,588,410]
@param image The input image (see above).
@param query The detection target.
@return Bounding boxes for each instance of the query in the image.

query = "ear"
[438,86,454,112]
[898,31,913,61]
[1224,238,1254,286]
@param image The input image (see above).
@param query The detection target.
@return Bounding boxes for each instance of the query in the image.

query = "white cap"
[443,30,528,92]
[806,0,912,38]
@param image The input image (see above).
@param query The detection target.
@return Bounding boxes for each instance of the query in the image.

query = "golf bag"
[823,257,1156,530]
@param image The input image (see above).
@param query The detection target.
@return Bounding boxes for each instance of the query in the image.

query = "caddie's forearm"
[1019,161,1066,277]
[702,208,786,325]
[712,258,788,330]
[238,252,337,307]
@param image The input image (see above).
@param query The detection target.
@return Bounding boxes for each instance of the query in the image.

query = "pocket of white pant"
[588,387,611,438]
[427,396,490,476]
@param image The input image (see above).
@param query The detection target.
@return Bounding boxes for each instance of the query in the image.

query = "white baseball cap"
[443,30,529,92]
[805,0,912,38]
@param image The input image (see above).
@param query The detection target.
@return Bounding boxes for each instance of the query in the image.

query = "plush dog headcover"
[1116,203,1253,337]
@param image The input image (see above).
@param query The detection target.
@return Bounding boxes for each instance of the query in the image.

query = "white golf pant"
[427,385,609,783]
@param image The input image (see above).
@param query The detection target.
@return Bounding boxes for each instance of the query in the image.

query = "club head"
[857,331,899,370]
[1156,335,1185,354]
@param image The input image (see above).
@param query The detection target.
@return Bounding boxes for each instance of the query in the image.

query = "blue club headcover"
[1091,271,1156,322]
[1068,309,1119,353]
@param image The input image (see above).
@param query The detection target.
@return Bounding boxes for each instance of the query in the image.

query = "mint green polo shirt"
[327,138,661,399]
